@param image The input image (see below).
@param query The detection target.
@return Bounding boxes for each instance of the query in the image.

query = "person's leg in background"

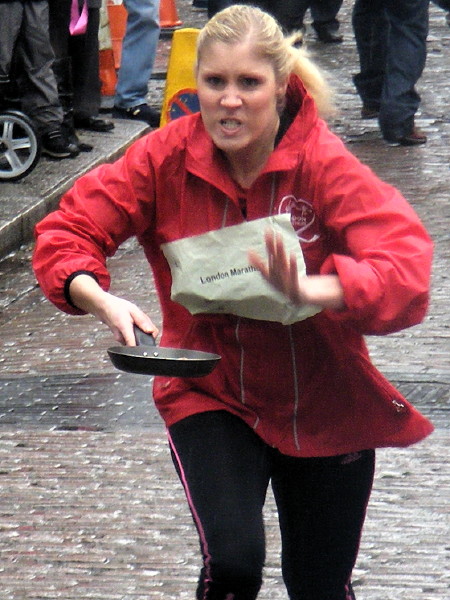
[378,0,429,145]
[310,0,344,43]
[0,0,23,101]
[48,0,113,143]
[168,411,272,600]
[207,0,235,19]
[352,0,386,118]
[70,2,114,132]
[353,0,429,145]
[269,0,309,34]
[271,450,375,600]
[16,0,79,158]
[112,0,161,127]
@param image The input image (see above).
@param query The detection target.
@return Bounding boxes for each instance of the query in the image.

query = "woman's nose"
[220,87,243,107]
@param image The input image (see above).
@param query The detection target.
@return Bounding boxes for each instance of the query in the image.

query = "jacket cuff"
[64,270,99,310]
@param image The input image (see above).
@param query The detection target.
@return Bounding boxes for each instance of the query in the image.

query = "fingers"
[129,308,159,344]
[248,249,269,278]
[120,306,159,347]
[98,293,159,346]
[250,229,303,304]
[288,252,302,304]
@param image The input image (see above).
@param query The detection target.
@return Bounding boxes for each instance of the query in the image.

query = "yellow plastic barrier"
[160,28,200,127]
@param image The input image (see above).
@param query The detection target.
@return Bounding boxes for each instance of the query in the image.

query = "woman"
[33,5,434,599]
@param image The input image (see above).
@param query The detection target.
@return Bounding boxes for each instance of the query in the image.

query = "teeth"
[221,119,241,129]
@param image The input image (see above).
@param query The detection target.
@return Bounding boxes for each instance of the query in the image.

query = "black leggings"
[168,411,375,600]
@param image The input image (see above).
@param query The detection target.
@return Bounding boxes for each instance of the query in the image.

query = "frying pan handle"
[133,324,156,347]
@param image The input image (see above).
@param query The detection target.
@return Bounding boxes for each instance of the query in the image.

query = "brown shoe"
[385,128,427,147]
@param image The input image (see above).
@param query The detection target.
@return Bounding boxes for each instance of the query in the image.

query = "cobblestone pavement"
[0,2,449,599]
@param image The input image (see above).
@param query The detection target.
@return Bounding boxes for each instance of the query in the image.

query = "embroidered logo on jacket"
[278,195,320,243]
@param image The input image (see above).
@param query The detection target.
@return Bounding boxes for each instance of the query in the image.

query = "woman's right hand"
[68,274,159,346]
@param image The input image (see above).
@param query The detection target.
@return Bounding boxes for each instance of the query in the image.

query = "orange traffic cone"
[160,0,182,33]
[107,2,128,70]
[99,48,118,96]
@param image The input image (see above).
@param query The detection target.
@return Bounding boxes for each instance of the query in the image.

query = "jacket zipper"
[288,325,301,451]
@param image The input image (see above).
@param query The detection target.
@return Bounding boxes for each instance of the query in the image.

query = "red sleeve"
[33,134,156,315]
[306,128,433,334]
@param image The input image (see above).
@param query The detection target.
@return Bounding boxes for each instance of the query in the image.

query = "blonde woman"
[34,6,433,599]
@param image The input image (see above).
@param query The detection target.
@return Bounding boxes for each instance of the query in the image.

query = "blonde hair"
[196,4,335,118]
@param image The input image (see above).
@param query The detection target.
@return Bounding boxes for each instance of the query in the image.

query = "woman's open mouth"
[220,118,242,132]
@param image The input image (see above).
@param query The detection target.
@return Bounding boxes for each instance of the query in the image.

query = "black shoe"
[384,127,427,147]
[313,24,343,44]
[76,140,94,152]
[41,130,79,159]
[74,115,115,132]
[67,131,94,152]
[361,105,379,119]
[112,104,161,128]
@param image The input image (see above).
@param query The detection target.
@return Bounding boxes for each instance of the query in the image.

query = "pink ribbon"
[69,0,88,36]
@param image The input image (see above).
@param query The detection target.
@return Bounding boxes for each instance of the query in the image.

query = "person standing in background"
[211,1,343,42]
[352,0,429,146]
[112,0,161,127]
[271,0,344,42]
[0,0,80,158]
[48,0,114,153]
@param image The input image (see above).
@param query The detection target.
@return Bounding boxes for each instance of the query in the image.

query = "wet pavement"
[0,2,449,599]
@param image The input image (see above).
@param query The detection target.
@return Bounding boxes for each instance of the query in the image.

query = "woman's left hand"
[248,230,346,311]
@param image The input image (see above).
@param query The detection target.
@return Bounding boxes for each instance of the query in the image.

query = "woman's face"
[197,40,286,161]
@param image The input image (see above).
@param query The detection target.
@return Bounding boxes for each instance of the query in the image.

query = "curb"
[0,120,149,258]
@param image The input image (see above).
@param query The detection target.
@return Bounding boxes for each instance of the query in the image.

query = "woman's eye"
[240,77,260,88]
[206,76,224,88]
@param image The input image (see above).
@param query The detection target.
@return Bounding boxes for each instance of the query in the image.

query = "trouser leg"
[0,1,23,84]
[70,7,101,118]
[115,0,160,108]
[379,0,429,140]
[272,449,375,600]
[352,0,386,111]
[168,411,272,600]
[15,0,63,134]
[241,1,307,32]
[0,2,22,105]
[310,0,343,28]
[269,0,308,33]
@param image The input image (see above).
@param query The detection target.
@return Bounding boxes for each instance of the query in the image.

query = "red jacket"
[33,76,434,457]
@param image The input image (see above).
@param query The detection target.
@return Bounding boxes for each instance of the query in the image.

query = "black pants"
[48,0,101,119]
[168,411,375,600]
[229,1,343,33]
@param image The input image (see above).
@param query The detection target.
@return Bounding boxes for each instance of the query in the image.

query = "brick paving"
[0,1,449,599]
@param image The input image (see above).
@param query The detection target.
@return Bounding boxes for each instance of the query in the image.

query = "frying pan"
[107,325,221,377]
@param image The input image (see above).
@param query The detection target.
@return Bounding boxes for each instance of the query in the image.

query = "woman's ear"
[276,80,288,113]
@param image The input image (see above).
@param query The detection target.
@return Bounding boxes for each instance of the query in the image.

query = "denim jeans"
[115,0,160,109]
[352,0,429,141]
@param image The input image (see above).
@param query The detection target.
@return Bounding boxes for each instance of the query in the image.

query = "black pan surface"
[107,326,221,377]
